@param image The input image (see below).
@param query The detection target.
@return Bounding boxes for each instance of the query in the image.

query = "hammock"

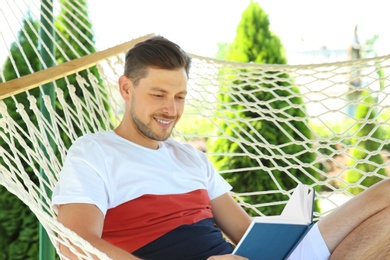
[1,1,389,259]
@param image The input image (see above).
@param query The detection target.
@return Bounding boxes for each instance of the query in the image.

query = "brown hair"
[123,36,192,86]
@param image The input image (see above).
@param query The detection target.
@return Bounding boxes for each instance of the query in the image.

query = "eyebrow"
[150,87,187,95]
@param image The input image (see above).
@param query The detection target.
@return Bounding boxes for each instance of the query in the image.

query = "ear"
[118,75,133,100]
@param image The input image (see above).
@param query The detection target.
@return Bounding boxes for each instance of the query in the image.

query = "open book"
[233,183,315,260]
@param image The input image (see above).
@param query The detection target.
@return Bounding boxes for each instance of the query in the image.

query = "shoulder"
[70,131,116,149]
[73,130,114,143]
[65,131,118,162]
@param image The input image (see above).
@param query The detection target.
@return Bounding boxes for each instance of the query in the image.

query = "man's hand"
[207,254,248,260]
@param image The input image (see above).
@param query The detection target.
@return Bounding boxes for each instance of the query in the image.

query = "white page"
[252,184,314,225]
[281,183,313,224]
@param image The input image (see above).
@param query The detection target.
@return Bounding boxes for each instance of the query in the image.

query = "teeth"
[156,118,171,125]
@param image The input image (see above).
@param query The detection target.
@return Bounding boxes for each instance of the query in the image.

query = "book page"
[280,183,313,224]
[253,183,314,225]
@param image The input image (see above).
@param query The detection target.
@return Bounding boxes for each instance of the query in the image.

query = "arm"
[210,192,252,245]
[57,203,141,260]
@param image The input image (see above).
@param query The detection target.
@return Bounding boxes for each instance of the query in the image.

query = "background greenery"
[1,0,389,258]
[207,1,319,216]
[0,1,100,259]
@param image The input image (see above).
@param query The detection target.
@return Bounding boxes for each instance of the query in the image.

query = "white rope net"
[1,0,390,259]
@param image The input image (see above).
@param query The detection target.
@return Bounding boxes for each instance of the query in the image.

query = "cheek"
[177,101,186,114]
[131,96,153,114]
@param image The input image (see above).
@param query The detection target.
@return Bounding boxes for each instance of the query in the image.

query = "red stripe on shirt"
[102,189,213,252]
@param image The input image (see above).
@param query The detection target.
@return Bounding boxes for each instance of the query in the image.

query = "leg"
[330,206,390,259]
[317,179,390,254]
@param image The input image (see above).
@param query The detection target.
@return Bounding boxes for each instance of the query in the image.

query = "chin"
[152,133,171,142]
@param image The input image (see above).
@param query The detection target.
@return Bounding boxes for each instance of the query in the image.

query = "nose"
[162,97,177,116]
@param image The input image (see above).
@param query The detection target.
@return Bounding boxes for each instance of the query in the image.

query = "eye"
[152,94,164,98]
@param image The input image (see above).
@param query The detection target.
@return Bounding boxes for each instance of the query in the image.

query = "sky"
[1,0,390,65]
[88,0,390,58]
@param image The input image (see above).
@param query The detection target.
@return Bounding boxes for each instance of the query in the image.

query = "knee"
[367,178,390,204]
[376,178,390,192]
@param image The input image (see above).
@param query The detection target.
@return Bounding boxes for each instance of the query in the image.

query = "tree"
[54,0,106,145]
[208,1,318,216]
[345,91,387,195]
[345,32,388,195]
[0,14,41,260]
[222,2,286,64]
[0,1,101,258]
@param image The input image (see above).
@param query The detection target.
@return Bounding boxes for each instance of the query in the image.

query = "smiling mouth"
[154,117,175,126]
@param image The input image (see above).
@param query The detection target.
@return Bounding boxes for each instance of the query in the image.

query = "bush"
[0,187,39,260]
[345,92,387,195]
[207,1,320,216]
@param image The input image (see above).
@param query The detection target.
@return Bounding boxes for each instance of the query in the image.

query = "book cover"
[233,184,315,260]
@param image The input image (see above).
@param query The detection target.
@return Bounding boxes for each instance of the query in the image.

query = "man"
[52,36,390,260]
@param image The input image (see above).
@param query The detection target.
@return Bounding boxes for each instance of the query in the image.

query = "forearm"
[56,204,140,259]
[59,235,141,260]
[211,193,252,245]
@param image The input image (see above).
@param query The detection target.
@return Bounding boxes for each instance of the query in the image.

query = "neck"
[114,123,159,150]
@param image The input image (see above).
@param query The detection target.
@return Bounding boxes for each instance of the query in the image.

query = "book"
[232,183,315,260]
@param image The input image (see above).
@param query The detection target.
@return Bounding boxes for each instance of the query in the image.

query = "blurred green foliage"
[208,1,319,216]
[0,1,100,258]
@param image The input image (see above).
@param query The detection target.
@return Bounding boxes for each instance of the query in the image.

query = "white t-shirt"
[52,130,231,214]
[52,131,233,254]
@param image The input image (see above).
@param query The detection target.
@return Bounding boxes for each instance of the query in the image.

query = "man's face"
[128,67,187,146]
